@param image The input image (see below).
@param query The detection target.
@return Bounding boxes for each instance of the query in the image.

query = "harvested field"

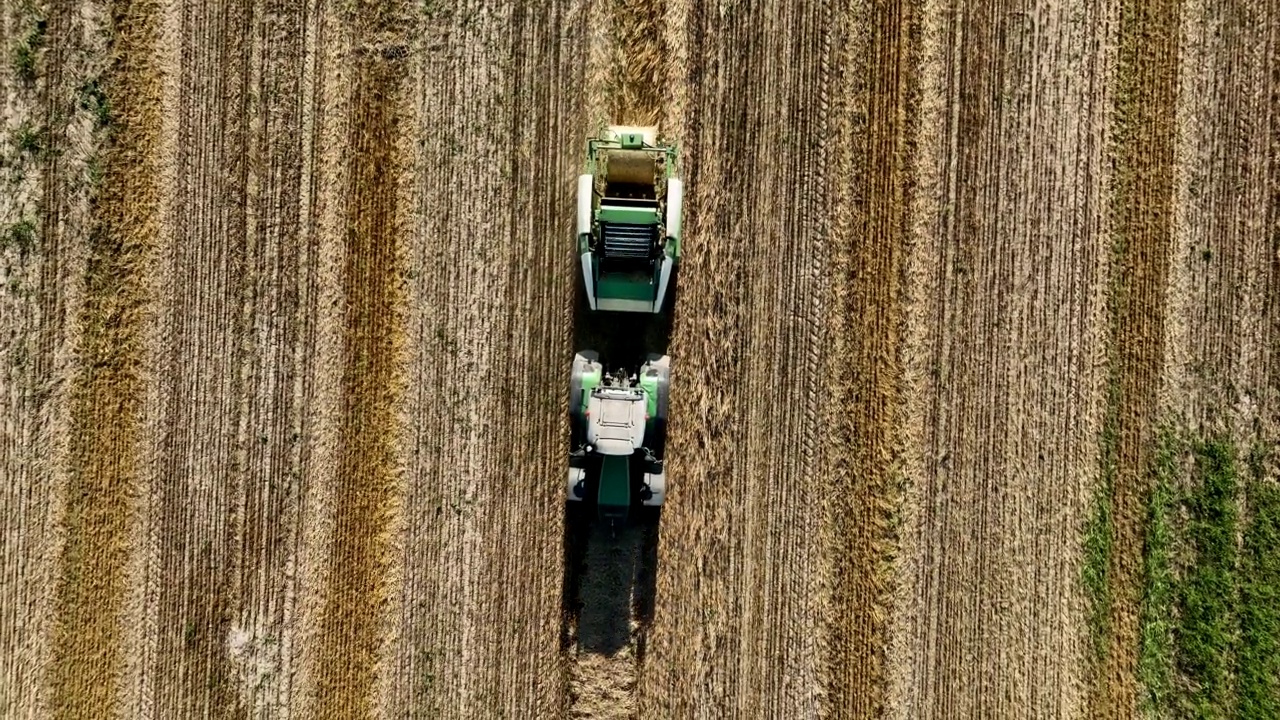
[0,0,1276,718]
[894,1,1113,717]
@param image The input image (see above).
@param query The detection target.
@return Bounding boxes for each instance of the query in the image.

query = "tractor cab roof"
[587,388,646,455]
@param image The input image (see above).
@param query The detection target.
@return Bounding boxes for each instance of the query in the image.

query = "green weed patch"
[1175,438,1239,718]
[1238,445,1279,719]
[1085,397,1121,660]
[1138,428,1179,716]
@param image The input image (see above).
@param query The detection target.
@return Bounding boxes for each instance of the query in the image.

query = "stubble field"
[0,0,1276,718]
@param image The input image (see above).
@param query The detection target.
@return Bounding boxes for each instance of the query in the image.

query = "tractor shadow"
[560,503,662,658]
[570,269,674,370]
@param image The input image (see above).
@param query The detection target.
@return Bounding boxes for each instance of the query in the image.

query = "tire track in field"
[638,2,831,715]
[1266,5,1280,439]
[221,0,318,712]
[138,2,251,714]
[44,0,164,715]
[0,1,105,713]
[900,1,1111,716]
[307,4,412,715]
[1090,0,1178,716]
[822,0,917,714]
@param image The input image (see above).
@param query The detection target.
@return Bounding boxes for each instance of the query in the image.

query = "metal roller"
[606,150,656,186]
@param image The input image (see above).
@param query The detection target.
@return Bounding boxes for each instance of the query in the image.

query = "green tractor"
[567,351,669,527]
[576,126,682,314]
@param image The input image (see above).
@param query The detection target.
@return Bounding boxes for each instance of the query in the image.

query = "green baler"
[576,126,682,315]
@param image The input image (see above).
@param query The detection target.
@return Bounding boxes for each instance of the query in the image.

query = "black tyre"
[569,351,598,447]
[642,356,670,455]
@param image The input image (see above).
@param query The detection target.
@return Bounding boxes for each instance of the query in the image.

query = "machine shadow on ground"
[570,280,674,372]
[559,278,673,657]
[559,505,661,657]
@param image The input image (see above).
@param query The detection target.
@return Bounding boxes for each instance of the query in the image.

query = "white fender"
[642,471,666,507]
[665,178,683,240]
[581,252,597,311]
[567,467,586,502]
[578,174,597,310]
[577,174,593,236]
[653,256,672,313]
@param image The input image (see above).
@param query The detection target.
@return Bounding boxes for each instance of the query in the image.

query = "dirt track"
[1,1,1277,718]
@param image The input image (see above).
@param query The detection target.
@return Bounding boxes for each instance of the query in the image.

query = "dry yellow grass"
[43,0,164,716]
[307,43,412,720]
[822,0,918,715]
